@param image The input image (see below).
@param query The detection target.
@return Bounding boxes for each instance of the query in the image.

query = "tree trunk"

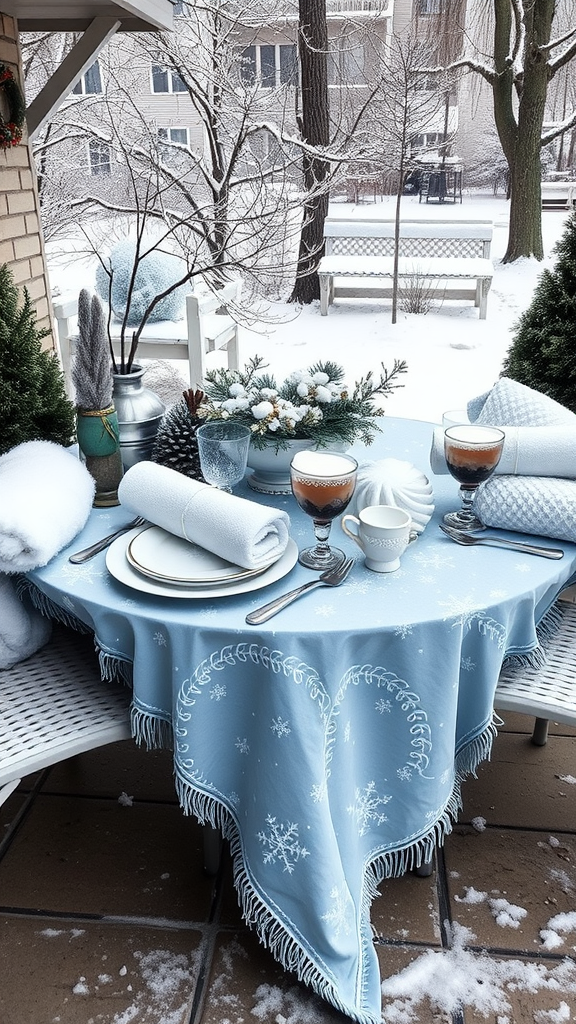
[290,0,330,304]
[492,0,555,262]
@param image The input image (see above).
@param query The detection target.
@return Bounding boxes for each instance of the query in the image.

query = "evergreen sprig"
[0,263,76,454]
[199,356,407,450]
[72,289,113,409]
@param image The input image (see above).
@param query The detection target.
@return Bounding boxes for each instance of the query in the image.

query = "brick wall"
[1,11,54,348]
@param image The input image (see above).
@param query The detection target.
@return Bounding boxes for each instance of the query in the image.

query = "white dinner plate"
[126,526,272,585]
[106,529,299,599]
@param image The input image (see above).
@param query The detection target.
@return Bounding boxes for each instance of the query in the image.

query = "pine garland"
[0,64,25,149]
[72,289,113,409]
[0,264,76,454]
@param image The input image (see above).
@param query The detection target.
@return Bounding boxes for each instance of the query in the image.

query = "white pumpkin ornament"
[349,458,434,534]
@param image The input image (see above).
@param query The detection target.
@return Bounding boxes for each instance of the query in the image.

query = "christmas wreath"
[0,63,25,149]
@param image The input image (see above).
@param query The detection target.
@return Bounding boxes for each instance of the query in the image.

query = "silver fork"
[246,556,355,625]
[439,523,564,559]
[69,517,147,564]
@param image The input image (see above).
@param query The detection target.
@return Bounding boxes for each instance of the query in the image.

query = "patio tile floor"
[1,712,574,1024]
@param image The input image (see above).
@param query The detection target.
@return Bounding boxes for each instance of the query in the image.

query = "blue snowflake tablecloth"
[25,417,576,1024]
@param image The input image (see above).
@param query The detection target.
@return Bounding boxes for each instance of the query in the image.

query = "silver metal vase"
[112,364,165,469]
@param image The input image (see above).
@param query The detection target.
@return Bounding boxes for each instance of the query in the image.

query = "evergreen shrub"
[0,264,76,454]
[502,211,576,413]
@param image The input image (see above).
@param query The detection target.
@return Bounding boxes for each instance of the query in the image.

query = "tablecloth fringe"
[98,647,133,687]
[16,577,91,633]
[502,598,563,670]
[174,774,379,1024]
[363,714,498,898]
[131,705,173,750]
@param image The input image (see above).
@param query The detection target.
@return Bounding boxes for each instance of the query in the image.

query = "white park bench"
[541,181,576,210]
[317,219,495,319]
[53,278,240,395]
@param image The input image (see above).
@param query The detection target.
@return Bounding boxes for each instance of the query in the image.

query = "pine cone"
[151,389,205,479]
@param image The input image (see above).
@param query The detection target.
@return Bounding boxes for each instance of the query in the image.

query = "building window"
[151,65,187,94]
[72,61,103,95]
[172,0,187,13]
[328,41,365,86]
[88,139,111,175]
[240,44,298,88]
[158,126,189,146]
[417,0,442,13]
[158,126,190,167]
[411,132,443,153]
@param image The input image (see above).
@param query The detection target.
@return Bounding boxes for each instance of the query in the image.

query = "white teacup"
[341,505,417,572]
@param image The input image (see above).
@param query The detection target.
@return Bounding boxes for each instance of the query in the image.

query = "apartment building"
[30,0,474,213]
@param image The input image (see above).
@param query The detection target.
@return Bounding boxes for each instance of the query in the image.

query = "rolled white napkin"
[118,461,291,569]
[430,424,576,478]
[0,575,52,668]
[0,441,96,573]
[473,476,576,542]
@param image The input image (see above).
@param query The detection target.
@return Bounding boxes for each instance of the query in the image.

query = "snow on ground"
[46,194,573,425]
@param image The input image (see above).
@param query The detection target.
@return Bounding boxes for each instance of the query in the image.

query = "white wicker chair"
[0,622,222,873]
[494,599,576,746]
[0,624,132,807]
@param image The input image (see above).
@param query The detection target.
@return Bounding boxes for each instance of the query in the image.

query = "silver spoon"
[439,523,564,559]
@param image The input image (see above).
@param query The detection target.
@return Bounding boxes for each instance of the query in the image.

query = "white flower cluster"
[200,369,349,437]
[289,369,348,406]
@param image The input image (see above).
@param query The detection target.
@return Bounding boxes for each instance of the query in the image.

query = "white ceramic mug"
[341,504,417,572]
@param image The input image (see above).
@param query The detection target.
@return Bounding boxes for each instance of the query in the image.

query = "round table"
[25,417,576,1024]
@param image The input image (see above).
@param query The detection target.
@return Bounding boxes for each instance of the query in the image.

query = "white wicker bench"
[494,598,576,746]
[317,219,494,319]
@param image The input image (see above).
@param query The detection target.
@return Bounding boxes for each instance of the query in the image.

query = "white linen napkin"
[430,378,576,477]
[0,575,52,669]
[118,461,291,569]
[0,441,96,573]
[429,379,576,541]
[430,423,576,478]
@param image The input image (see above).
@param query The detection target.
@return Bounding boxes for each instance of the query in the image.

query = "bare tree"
[358,32,453,322]
[23,3,335,305]
[444,0,576,262]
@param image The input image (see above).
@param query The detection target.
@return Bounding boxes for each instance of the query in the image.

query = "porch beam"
[26,16,121,139]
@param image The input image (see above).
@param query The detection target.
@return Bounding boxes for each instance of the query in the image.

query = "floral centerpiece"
[197,355,407,451]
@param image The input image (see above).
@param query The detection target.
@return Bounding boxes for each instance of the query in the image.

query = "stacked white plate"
[106,526,298,599]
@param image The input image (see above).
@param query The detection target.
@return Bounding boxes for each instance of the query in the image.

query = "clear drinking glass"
[443,424,505,531]
[290,450,358,570]
[196,421,251,492]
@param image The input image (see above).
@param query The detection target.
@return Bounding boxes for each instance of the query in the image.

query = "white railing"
[326,0,391,13]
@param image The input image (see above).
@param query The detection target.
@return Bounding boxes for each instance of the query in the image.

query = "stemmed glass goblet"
[443,424,505,531]
[196,421,251,493]
[290,450,358,570]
